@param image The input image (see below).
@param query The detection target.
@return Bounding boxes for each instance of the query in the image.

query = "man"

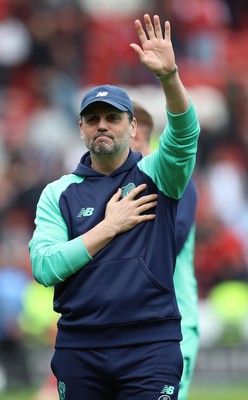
[29,14,200,400]
[132,102,199,400]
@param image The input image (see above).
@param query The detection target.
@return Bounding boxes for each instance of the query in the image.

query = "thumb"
[130,43,143,60]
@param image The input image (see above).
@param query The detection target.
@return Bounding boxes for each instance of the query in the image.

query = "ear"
[130,117,137,138]
[79,120,84,140]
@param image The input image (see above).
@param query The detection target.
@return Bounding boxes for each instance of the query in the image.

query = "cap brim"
[80,99,129,115]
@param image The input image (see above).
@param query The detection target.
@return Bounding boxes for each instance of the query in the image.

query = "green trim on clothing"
[29,174,92,287]
[174,226,199,329]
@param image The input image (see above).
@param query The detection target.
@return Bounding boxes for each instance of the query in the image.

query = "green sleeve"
[29,175,92,287]
[138,101,200,199]
[174,226,199,329]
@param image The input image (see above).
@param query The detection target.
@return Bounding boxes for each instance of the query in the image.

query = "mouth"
[94,133,113,141]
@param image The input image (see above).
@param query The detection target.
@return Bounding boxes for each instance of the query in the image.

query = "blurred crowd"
[0,0,248,390]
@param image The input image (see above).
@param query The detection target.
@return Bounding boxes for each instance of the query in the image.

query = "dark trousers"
[51,341,183,400]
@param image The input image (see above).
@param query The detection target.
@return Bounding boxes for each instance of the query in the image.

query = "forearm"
[30,221,117,287]
[30,222,117,287]
[82,219,117,257]
[160,70,190,114]
[138,101,200,199]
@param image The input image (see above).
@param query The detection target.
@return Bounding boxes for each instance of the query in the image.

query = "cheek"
[119,129,131,143]
[80,127,92,141]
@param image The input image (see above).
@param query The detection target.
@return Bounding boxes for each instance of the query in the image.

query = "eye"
[107,114,121,122]
[85,115,99,124]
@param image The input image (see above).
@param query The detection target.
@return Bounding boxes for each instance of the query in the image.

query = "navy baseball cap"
[79,84,134,117]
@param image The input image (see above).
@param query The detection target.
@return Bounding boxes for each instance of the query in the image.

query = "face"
[79,103,136,155]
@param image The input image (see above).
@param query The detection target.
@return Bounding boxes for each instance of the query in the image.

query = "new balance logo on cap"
[96,91,108,97]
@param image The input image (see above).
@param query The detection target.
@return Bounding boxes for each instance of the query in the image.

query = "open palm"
[130,14,176,76]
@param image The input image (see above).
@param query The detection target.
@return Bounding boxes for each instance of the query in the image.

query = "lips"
[94,133,113,141]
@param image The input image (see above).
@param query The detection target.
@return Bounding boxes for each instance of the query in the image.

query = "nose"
[98,116,108,131]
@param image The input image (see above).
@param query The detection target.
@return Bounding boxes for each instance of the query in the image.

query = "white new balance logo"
[158,384,174,400]
[96,91,108,97]
[77,207,94,217]
[160,385,174,395]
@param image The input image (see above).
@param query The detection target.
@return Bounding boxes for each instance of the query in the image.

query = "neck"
[90,148,130,175]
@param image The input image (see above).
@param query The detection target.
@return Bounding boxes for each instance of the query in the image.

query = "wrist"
[101,218,119,238]
[155,65,178,81]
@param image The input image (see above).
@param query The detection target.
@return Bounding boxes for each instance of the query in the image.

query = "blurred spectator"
[0,1,31,87]
[19,280,58,346]
[208,280,248,345]
[81,15,144,85]
[223,0,248,30]
[0,265,30,340]
[154,0,230,60]
[0,17,31,68]
[206,147,248,233]
[0,87,36,149]
[195,171,248,298]
[195,213,247,298]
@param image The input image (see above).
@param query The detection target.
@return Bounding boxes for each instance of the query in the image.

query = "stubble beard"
[86,135,130,156]
[91,140,117,154]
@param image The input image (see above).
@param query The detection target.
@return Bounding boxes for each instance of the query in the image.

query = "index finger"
[125,183,147,199]
[134,19,148,46]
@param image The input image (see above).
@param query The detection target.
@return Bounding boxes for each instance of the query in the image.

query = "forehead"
[82,102,123,116]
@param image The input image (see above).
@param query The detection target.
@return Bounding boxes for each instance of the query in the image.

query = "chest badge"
[121,183,136,198]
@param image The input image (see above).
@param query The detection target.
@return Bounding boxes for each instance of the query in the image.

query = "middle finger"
[153,15,163,39]
[135,193,158,206]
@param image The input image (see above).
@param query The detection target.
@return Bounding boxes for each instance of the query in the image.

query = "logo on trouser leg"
[58,381,66,400]
[158,384,175,400]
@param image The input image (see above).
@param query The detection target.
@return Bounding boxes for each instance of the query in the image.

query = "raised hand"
[130,14,176,76]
